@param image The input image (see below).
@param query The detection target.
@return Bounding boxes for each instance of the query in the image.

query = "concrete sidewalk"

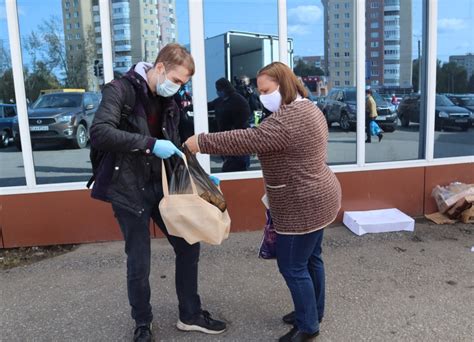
[1,220,473,342]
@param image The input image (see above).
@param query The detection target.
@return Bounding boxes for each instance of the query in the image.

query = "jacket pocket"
[266,184,287,189]
[264,184,288,216]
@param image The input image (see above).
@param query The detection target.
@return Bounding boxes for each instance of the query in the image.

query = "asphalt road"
[1,124,473,187]
[1,222,473,341]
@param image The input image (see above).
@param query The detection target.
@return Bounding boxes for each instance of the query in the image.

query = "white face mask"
[259,87,282,113]
[156,68,181,97]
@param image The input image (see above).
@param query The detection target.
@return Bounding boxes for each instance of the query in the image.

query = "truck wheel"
[339,113,350,131]
[0,130,9,148]
[71,124,88,149]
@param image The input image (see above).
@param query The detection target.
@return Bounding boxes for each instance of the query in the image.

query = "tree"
[436,61,468,94]
[24,16,96,90]
[25,62,61,102]
[467,74,474,93]
[0,42,11,74]
[293,59,325,77]
[0,69,16,103]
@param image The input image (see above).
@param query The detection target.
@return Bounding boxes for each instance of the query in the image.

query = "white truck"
[204,31,294,101]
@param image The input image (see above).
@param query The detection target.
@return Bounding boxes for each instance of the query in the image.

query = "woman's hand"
[184,135,200,154]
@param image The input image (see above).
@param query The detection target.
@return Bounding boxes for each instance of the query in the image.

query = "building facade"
[65,0,177,79]
[323,0,412,89]
[322,0,357,88]
[62,0,96,90]
[1,0,472,249]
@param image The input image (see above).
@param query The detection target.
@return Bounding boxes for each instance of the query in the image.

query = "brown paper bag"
[159,157,231,245]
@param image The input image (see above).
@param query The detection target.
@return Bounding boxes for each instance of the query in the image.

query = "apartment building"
[63,0,177,83]
[323,0,412,89]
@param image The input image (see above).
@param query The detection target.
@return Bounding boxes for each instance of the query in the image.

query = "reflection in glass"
[365,0,425,163]
[434,0,474,158]
[0,4,27,187]
[295,0,357,165]
[204,1,279,172]
[14,0,100,184]
[11,0,189,184]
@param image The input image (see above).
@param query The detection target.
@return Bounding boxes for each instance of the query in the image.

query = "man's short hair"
[154,43,195,76]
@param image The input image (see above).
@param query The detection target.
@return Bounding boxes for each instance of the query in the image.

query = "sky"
[1,0,473,66]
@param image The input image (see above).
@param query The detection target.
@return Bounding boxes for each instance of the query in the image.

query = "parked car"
[445,94,474,126]
[397,93,471,131]
[0,104,17,148]
[13,91,100,150]
[321,87,398,131]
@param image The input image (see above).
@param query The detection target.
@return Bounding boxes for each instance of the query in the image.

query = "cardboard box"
[343,208,415,236]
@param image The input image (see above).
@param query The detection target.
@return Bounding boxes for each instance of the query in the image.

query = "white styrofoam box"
[343,208,415,236]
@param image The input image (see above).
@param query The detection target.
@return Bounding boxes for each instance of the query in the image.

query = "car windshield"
[32,94,83,109]
[345,90,356,102]
[371,91,386,105]
[459,97,474,106]
[436,95,454,106]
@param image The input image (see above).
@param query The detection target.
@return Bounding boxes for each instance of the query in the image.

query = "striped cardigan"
[198,99,342,234]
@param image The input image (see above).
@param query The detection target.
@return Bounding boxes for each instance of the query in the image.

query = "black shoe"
[378,133,383,142]
[283,311,323,325]
[133,324,153,342]
[365,139,371,143]
[177,310,227,335]
[279,326,319,342]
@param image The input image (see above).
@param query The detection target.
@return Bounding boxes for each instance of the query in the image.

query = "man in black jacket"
[90,44,226,342]
[208,78,251,172]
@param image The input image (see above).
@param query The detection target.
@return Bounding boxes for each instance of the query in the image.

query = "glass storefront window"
[365,0,426,163]
[203,0,279,173]
[0,3,26,187]
[434,0,474,158]
[290,0,357,165]
[15,0,101,184]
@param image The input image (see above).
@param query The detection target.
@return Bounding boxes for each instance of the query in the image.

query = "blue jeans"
[112,181,201,326]
[276,229,325,334]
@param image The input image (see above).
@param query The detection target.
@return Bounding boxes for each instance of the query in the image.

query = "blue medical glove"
[209,175,220,186]
[152,140,183,159]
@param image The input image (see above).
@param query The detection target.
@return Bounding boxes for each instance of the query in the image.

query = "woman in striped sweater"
[185,62,341,342]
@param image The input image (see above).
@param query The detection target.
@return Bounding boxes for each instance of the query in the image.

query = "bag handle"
[161,155,198,196]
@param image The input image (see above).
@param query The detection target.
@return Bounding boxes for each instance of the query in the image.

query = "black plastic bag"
[169,145,227,212]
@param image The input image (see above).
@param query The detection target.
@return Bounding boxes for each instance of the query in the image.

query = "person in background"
[236,75,262,114]
[391,94,398,106]
[186,77,251,172]
[185,62,342,342]
[365,88,383,143]
[89,43,226,342]
[174,86,194,141]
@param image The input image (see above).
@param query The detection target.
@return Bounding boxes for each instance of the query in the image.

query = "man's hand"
[184,135,200,154]
[152,140,183,159]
